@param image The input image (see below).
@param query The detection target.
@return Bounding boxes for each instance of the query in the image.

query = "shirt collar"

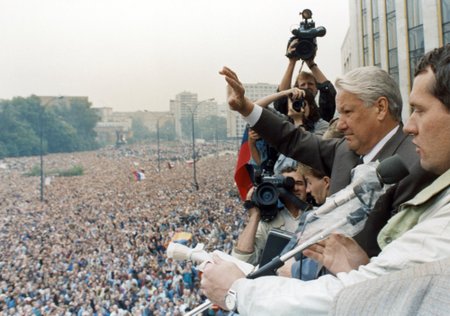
[362,125,399,163]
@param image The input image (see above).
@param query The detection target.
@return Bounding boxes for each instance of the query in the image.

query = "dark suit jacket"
[253,108,436,256]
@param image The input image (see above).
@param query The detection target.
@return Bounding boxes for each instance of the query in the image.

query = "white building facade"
[170,91,218,140]
[342,0,449,121]
[227,83,278,138]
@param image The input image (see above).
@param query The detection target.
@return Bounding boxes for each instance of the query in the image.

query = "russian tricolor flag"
[234,126,254,200]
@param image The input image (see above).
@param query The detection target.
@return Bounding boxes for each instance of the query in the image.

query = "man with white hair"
[201,45,450,315]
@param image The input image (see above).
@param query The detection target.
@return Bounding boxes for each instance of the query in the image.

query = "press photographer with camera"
[248,87,329,176]
[231,165,309,266]
[275,9,336,123]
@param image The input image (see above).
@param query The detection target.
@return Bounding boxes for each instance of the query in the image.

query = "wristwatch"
[243,200,256,210]
[224,289,238,311]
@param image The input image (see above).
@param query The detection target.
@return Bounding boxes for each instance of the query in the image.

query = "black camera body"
[292,97,306,112]
[287,9,326,61]
[252,173,295,222]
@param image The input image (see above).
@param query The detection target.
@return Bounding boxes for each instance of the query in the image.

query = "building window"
[407,0,424,85]
[362,0,369,65]
[372,0,381,67]
[386,0,399,83]
[442,0,450,44]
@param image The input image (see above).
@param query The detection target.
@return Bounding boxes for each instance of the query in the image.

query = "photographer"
[274,10,335,123]
[248,87,329,175]
[274,40,336,123]
[231,165,308,265]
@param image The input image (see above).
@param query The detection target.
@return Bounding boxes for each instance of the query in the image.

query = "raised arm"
[219,66,254,116]
[279,39,301,91]
[305,58,337,122]
[255,87,305,108]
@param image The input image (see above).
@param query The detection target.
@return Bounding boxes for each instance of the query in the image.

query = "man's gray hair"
[335,66,403,122]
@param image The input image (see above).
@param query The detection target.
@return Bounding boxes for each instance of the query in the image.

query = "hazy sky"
[0,0,349,112]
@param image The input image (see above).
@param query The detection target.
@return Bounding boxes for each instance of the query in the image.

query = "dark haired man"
[232,165,308,266]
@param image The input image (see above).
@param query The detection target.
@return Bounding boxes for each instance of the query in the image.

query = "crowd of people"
[1,14,449,314]
[0,143,245,315]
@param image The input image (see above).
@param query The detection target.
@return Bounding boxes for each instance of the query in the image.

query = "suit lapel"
[372,126,407,162]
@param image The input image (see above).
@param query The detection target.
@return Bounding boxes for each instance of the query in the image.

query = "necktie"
[358,155,365,165]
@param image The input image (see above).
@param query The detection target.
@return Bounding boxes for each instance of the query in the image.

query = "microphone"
[166,242,255,275]
[247,155,410,278]
[167,242,211,263]
[312,154,409,217]
[375,154,410,184]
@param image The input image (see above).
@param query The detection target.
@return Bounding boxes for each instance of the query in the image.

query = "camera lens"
[292,97,306,112]
[254,183,279,207]
[295,40,316,60]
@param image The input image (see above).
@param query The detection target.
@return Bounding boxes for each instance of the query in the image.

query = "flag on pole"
[234,126,254,200]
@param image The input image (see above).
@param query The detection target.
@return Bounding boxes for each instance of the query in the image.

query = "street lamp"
[156,118,161,172]
[146,111,174,173]
[39,96,63,202]
[187,98,214,190]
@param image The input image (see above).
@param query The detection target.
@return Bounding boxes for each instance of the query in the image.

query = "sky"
[0,0,350,112]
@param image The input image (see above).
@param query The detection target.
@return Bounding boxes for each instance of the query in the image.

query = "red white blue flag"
[234,127,254,200]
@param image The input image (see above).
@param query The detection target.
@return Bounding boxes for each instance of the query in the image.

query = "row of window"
[361,0,450,86]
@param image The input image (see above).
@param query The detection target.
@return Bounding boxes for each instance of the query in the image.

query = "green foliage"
[130,118,152,143]
[25,164,84,177]
[0,96,100,158]
[52,98,100,151]
[197,115,227,141]
[180,115,227,141]
[180,116,192,140]
[159,120,176,141]
[0,103,41,156]
[0,142,7,159]
[24,164,42,177]
[56,165,84,177]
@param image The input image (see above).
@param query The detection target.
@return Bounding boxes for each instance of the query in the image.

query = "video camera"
[251,172,310,222]
[286,9,326,61]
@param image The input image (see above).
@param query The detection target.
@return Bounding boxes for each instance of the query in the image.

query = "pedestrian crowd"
[0,142,244,315]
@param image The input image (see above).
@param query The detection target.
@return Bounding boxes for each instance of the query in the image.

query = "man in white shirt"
[200,45,450,315]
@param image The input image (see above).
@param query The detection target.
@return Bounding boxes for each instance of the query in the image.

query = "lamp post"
[188,98,214,190]
[156,118,161,172]
[39,96,63,202]
[148,112,174,173]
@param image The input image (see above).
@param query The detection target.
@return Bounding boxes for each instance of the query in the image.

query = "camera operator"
[274,40,336,123]
[273,9,335,123]
[231,165,308,266]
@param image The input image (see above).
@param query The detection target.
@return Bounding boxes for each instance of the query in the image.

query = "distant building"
[342,0,449,121]
[93,107,132,145]
[226,82,277,138]
[170,91,218,140]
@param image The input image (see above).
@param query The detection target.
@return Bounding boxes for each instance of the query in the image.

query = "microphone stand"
[248,205,369,278]
[185,156,409,314]
[184,205,371,315]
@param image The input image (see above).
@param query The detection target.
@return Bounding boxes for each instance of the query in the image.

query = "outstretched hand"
[219,67,254,116]
[303,233,370,275]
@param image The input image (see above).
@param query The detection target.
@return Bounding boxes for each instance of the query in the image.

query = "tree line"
[0,96,99,159]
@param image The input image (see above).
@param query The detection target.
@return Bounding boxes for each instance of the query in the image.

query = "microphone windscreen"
[376,154,410,184]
